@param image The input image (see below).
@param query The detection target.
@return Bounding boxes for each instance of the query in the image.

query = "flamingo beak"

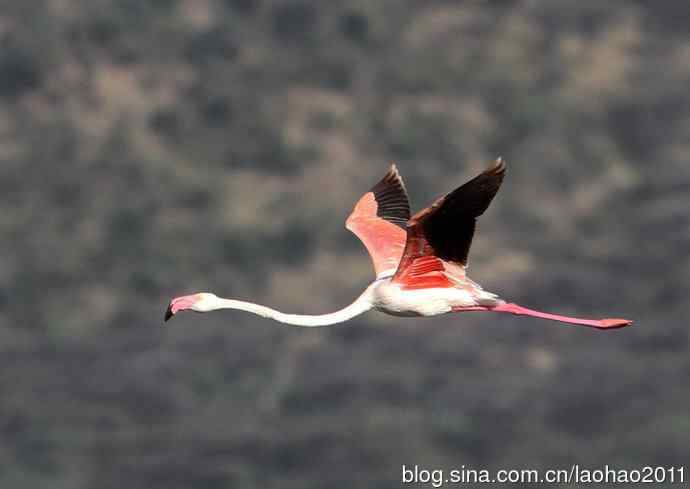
[164,294,200,322]
[164,303,174,322]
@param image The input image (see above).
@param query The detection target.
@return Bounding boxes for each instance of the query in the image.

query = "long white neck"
[207,289,373,327]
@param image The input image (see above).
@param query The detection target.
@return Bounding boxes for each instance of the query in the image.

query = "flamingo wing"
[392,158,506,289]
[346,164,411,277]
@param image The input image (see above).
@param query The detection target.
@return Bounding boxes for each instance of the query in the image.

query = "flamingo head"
[164,293,218,322]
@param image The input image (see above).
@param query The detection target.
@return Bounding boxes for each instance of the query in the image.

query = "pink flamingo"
[165,158,632,329]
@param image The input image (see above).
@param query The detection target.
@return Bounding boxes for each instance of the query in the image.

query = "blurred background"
[1,0,689,487]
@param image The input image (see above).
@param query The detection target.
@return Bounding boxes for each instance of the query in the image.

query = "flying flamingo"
[165,158,632,330]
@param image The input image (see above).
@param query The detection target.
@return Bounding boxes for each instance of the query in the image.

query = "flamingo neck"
[209,292,373,327]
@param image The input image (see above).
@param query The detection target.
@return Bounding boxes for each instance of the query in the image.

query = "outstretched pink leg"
[454,303,632,330]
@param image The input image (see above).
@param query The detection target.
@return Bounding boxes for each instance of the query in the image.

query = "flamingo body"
[370,276,500,317]
[165,158,632,330]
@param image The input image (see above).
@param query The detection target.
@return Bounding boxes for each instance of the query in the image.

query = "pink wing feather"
[346,164,411,277]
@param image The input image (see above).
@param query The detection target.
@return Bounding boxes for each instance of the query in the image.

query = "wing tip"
[489,156,506,175]
[374,162,410,209]
[384,162,405,188]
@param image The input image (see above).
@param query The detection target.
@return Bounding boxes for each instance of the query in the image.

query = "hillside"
[2,1,689,487]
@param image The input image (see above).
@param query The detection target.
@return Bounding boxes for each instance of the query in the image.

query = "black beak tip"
[164,305,173,322]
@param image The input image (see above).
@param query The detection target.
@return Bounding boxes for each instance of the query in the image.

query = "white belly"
[370,280,488,317]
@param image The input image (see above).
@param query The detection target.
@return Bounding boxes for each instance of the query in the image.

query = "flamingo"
[165,158,632,329]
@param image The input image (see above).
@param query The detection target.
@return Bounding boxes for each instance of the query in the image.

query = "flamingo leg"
[454,303,632,329]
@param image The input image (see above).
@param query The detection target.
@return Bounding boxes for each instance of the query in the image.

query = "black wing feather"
[369,164,411,228]
[420,158,505,265]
